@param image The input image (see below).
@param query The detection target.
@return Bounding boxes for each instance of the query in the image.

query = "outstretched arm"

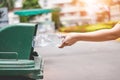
[59,22,120,48]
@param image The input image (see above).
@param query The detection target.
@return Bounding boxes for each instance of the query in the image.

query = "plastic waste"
[33,33,63,47]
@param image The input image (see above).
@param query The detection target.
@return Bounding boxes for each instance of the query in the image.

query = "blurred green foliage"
[20,0,41,22]
[51,7,62,30]
[0,0,15,10]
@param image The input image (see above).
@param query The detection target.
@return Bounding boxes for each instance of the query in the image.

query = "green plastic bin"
[0,23,43,80]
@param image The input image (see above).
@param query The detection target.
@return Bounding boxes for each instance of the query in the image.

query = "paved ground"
[35,41,120,80]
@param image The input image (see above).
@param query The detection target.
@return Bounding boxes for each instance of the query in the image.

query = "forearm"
[59,23,120,48]
[76,29,119,42]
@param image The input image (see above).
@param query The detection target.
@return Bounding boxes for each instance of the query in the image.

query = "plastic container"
[33,33,63,47]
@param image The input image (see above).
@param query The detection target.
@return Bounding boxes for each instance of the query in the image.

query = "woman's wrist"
[73,33,83,41]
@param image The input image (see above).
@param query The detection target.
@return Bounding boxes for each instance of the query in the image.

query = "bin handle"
[0,52,18,60]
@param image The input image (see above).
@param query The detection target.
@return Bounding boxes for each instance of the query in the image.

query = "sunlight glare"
[82,0,98,5]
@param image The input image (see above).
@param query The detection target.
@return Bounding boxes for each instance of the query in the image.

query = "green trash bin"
[0,23,43,80]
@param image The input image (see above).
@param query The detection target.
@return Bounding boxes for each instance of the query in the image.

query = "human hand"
[59,33,79,48]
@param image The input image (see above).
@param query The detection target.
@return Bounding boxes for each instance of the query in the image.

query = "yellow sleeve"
[118,21,120,24]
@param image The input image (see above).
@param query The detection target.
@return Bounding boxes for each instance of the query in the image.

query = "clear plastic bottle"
[32,21,63,47]
[33,33,63,47]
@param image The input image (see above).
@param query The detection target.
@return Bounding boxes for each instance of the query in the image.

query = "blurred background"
[1,1,120,80]
[0,0,120,32]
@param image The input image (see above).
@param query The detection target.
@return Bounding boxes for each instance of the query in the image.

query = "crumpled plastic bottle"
[32,21,63,47]
[33,33,63,47]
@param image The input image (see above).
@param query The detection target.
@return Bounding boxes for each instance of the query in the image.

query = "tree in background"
[20,0,41,22]
[0,0,15,10]
[51,7,62,30]
[0,0,5,8]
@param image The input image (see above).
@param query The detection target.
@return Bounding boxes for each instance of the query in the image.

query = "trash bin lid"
[14,8,60,16]
[0,60,35,68]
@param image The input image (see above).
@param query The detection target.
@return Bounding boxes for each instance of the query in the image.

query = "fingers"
[58,33,78,48]
[59,41,68,48]
[58,33,74,48]
[59,33,67,39]
[59,35,68,48]
[58,43,65,48]
[59,37,71,48]
[58,34,67,48]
